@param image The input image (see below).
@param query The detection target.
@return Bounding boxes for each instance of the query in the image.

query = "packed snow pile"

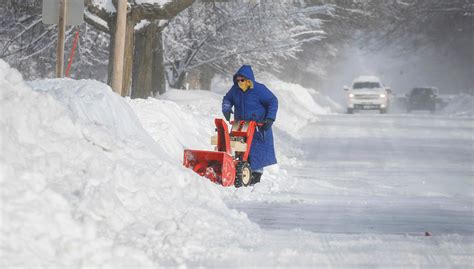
[126,89,222,161]
[28,79,155,144]
[0,60,259,267]
[262,73,330,137]
[312,91,344,113]
[441,93,474,117]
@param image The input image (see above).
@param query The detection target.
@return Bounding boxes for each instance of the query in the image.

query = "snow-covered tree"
[257,0,371,87]
[339,0,473,58]
[357,0,474,91]
[163,1,333,89]
[276,0,473,88]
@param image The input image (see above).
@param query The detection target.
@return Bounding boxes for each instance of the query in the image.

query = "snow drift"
[0,59,259,267]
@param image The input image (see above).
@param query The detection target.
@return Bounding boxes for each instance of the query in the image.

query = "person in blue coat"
[222,65,278,185]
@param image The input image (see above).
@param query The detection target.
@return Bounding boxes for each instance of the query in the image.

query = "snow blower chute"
[183,119,261,187]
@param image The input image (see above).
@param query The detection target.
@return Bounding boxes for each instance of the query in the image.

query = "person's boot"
[251,172,262,185]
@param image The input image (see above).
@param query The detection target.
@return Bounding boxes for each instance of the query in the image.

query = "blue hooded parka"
[222,65,278,171]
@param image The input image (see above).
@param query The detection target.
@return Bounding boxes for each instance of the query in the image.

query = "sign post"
[56,0,67,78]
[42,0,83,78]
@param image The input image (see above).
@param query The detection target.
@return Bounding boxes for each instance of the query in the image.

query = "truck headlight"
[380,94,386,98]
[349,93,354,98]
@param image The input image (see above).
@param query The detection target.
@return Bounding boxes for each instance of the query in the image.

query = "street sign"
[42,0,84,25]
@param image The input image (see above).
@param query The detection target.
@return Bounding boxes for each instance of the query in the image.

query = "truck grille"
[354,94,379,99]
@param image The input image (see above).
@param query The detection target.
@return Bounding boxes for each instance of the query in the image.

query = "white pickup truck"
[344,76,391,114]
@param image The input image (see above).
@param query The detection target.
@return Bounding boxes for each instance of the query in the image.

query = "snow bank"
[441,93,474,117]
[28,79,154,144]
[312,91,344,113]
[0,60,258,267]
[126,89,222,161]
[262,73,330,137]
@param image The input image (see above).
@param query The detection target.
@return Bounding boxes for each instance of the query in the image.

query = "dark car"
[406,87,438,113]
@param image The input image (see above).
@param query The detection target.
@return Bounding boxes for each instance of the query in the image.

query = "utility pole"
[56,0,67,78]
[112,0,128,96]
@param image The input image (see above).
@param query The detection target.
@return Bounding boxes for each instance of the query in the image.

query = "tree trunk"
[131,22,166,98]
[185,68,200,90]
[152,27,166,95]
[132,23,155,98]
[183,64,215,91]
[107,14,135,96]
[107,19,116,87]
[199,64,214,91]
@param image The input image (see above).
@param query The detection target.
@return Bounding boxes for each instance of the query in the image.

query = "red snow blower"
[183,119,262,187]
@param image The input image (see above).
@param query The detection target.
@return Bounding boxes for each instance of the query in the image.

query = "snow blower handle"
[229,120,264,126]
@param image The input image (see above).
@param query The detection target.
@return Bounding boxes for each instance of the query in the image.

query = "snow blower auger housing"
[183,119,261,187]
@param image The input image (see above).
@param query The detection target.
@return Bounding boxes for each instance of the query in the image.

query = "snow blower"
[183,119,262,187]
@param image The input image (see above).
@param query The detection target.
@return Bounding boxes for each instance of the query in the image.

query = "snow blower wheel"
[234,162,252,188]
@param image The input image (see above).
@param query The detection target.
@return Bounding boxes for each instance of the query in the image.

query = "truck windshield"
[353,82,380,89]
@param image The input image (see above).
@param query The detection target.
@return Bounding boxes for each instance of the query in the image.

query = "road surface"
[229,113,473,236]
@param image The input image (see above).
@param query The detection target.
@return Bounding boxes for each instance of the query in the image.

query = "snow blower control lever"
[183,119,263,187]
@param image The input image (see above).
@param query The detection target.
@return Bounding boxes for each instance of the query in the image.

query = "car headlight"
[380,94,386,98]
[349,93,354,98]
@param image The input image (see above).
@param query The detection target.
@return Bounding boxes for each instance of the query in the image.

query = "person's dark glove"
[223,111,232,121]
[262,118,274,130]
[222,100,233,121]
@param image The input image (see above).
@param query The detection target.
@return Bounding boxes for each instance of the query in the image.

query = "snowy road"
[231,196,472,235]
[229,114,473,236]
